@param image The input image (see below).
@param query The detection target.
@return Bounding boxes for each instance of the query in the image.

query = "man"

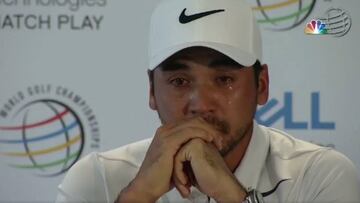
[56,0,360,202]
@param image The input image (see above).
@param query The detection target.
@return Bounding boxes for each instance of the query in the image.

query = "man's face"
[149,47,268,155]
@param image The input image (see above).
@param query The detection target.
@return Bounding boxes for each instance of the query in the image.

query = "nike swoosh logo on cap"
[179,8,225,24]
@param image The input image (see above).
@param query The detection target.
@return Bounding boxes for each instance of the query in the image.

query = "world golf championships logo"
[249,0,316,30]
[0,100,84,176]
[0,85,100,177]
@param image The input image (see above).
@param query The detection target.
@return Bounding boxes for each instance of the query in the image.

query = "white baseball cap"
[148,0,262,70]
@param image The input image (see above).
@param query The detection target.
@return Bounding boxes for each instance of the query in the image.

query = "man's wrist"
[115,179,157,203]
[242,189,264,203]
[215,178,247,203]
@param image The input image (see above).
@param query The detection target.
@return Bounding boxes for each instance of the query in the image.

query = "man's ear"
[257,64,269,105]
[148,70,157,110]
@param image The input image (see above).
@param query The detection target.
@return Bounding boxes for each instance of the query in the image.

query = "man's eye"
[217,76,234,85]
[170,78,189,87]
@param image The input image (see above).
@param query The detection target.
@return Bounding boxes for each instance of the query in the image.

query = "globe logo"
[318,8,351,37]
[0,99,84,177]
[249,0,316,30]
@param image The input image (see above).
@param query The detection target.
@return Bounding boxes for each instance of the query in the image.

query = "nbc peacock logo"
[305,19,327,34]
[248,0,316,30]
[0,85,100,177]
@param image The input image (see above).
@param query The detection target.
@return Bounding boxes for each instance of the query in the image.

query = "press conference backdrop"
[0,0,359,201]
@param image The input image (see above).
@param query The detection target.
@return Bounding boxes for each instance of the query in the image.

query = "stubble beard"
[219,122,253,156]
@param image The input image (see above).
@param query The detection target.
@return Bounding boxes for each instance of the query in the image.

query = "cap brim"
[149,41,258,70]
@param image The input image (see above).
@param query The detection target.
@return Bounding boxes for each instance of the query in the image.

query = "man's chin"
[219,124,253,156]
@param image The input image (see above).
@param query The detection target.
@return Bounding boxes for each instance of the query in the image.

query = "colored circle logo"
[0,99,84,177]
[249,0,316,30]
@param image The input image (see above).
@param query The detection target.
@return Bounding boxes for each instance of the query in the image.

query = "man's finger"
[174,180,190,198]
[167,127,223,151]
[164,127,212,152]
[173,145,192,198]
[174,153,189,186]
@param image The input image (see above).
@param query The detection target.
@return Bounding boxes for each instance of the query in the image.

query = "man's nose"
[186,85,217,116]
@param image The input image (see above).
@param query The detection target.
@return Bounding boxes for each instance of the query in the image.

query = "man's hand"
[173,138,247,203]
[116,117,223,203]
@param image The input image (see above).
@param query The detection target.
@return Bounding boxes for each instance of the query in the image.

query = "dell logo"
[256,92,335,130]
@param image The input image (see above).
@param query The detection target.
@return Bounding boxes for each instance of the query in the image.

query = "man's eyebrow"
[209,58,245,69]
[159,61,189,72]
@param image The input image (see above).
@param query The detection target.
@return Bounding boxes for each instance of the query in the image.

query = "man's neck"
[224,122,254,172]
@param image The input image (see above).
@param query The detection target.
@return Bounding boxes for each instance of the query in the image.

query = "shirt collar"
[233,121,270,191]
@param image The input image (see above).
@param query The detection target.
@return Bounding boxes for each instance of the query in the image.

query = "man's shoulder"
[69,138,152,170]
[98,138,152,167]
[56,138,153,202]
[259,126,360,201]
[63,137,152,176]
[260,125,358,179]
[261,125,327,160]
